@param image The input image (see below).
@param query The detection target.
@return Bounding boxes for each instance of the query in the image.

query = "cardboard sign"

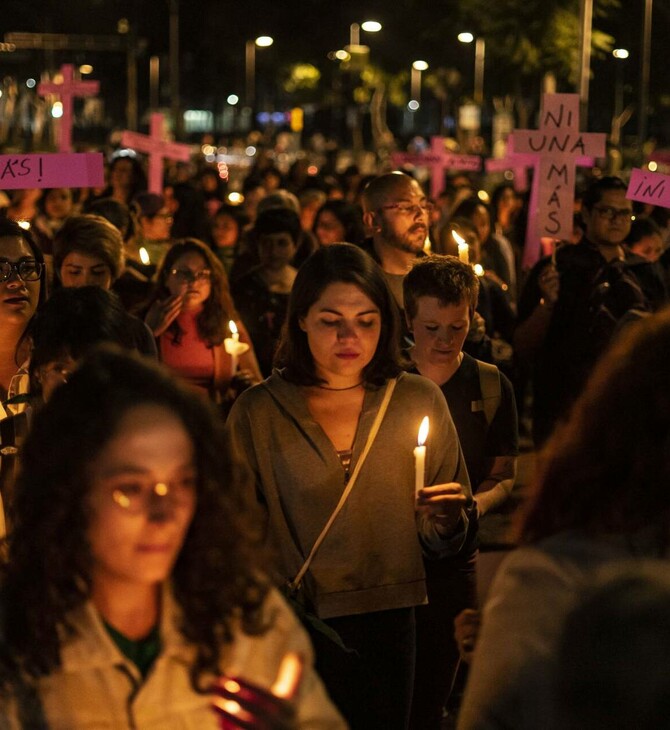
[391,136,481,198]
[37,64,99,153]
[0,153,104,189]
[627,168,670,209]
[510,94,606,267]
[121,113,191,194]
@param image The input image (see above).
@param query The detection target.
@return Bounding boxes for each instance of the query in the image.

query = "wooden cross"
[120,113,191,194]
[510,93,606,267]
[37,64,100,153]
[391,136,481,198]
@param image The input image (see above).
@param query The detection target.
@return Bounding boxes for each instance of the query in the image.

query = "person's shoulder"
[395,370,442,397]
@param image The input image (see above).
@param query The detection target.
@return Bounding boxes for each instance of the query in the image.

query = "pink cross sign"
[391,136,481,198]
[0,153,104,190]
[510,94,606,267]
[485,138,536,192]
[627,168,670,209]
[37,64,100,154]
[121,113,191,194]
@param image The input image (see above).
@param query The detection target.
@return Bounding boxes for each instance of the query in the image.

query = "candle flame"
[229,320,238,336]
[417,416,429,446]
[451,230,465,246]
[474,263,484,276]
[139,246,150,265]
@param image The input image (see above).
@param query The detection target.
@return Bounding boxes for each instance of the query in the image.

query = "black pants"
[319,607,416,730]
[409,551,478,730]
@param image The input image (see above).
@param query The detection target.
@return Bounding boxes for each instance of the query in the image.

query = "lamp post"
[457,33,485,106]
[410,60,428,111]
[348,20,382,50]
[245,35,273,109]
[612,48,629,122]
[638,0,652,156]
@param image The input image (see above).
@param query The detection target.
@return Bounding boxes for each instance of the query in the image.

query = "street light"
[458,33,485,106]
[410,60,429,110]
[349,20,382,48]
[245,35,274,108]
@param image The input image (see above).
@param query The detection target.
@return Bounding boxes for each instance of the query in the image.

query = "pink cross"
[120,113,191,194]
[510,94,606,267]
[627,168,670,209]
[37,64,100,154]
[391,136,481,198]
[0,153,104,190]
[485,138,535,192]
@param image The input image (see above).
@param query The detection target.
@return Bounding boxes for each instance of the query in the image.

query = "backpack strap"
[476,360,501,427]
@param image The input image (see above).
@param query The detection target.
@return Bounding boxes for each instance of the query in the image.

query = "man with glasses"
[515,176,651,445]
[361,173,432,312]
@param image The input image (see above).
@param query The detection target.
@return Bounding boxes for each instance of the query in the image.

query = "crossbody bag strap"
[288,377,398,592]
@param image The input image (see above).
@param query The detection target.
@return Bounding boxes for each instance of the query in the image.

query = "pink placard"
[627,168,670,209]
[0,153,104,189]
[510,93,606,266]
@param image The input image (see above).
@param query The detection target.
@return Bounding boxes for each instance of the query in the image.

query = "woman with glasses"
[146,238,262,406]
[0,347,344,728]
[0,219,46,420]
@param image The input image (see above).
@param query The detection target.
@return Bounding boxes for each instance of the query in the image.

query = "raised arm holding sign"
[37,64,100,154]
[121,113,191,194]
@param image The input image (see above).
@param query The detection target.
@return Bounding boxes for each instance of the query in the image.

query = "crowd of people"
[0,146,669,729]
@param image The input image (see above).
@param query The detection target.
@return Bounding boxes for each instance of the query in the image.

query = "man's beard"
[380,220,427,253]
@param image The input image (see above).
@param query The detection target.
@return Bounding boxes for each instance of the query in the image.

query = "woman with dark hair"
[31,187,74,256]
[0,347,343,727]
[458,310,670,730]
[313,199,365,247]
[145,238,261,403]
[228,243,472,729]
[0,219,46,420]
[101,154,148,206]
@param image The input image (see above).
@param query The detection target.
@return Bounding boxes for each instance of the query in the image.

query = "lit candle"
[452,230,469,264]
[224,320,249,378]
[414,416,429,500]
[473,263,484,277]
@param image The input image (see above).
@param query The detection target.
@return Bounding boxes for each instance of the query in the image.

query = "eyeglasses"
[379,201,433,215]
[111,479,195,514]
[169,268,212,283]
[0,260,44,282]
[592,206,633,222]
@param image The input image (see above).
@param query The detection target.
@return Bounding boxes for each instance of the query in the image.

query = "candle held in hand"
[223,320,249,378]
[452,230,469,264]
[414,416,430,500]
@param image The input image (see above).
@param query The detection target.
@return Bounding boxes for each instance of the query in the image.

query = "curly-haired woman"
[0,347,344,728]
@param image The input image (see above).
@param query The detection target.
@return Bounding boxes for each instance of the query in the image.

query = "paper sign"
[391,136,481,198]
[121,113,191,194]
[37,64,99,154]
[511,93,606,266]
[0,153,104,189]
[627,168,670,209]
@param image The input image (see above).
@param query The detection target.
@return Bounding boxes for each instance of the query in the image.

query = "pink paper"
[121,113,191,194]
[627,168,670,209]
[37,64,99,154]
[510,93,606,267]
[0,153,104,189]
[391,137,481,198]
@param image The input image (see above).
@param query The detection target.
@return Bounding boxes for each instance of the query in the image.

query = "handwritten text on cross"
[511,94,605,242]
[0,153,104,190]
[627,168,670,209]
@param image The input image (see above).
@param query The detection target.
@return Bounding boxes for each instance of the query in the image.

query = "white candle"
[452,230,469,264]
[414,416,430,500]
[225,320,240,378]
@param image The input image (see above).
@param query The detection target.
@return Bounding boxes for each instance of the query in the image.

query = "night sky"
[2,0,669,140]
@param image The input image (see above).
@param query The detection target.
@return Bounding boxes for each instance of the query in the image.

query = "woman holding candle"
[228,243,472,730]
[0,347,344,728]
[145,239,262,406]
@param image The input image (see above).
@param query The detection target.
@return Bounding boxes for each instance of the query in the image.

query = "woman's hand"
[144,293,184,337]
[417,482,468,533]
[538,264,560,306]
[454,608,480,663]
[212,653,303,729]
